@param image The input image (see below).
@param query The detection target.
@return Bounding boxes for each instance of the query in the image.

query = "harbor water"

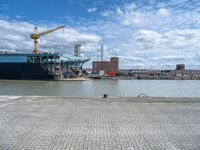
[0,79,200,97]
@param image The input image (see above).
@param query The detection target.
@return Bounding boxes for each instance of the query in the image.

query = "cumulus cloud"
[0,19,101,55]
[85,20,200,69]
[86,1,200,69]
[106,1,200,31]
[133,29,200,51]
[1,1,200,69]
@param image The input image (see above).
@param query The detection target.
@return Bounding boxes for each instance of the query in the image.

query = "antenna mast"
[74,44,81,57]
[100,44,104,61]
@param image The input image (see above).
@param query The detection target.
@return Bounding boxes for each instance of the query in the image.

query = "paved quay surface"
[0,96,200,150]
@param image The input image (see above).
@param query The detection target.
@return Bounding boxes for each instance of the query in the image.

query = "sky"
[0,0,200,69]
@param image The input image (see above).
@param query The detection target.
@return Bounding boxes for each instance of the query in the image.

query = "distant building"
[176,64,185,70]
[160,70,175,79]
[91,62,200,79]
[92,57,119,76]
[175,64,185,77]
[128,69,160,79]
[74,44,81,57]
[184,70,200,78]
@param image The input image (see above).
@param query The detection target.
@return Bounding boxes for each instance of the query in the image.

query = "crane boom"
[38,26,65,37]
[30,25,65,54]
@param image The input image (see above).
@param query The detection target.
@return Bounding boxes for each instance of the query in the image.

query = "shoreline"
[1,96,200,103]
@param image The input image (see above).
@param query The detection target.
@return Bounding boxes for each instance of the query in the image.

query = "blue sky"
[1,0,200,69]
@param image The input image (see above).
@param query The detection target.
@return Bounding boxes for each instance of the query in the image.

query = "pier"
[0,96,200,149]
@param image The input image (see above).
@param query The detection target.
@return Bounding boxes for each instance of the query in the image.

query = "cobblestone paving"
[0,97,200,150]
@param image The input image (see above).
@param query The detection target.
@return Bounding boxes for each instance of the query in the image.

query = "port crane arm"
[30,25,65,54]
[38,26,65,37]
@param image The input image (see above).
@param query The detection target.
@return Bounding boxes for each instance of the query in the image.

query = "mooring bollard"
[103,94,108,98]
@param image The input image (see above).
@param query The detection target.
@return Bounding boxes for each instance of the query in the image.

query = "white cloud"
[120,56,145,62]
[116,7,123,15]
[84,1,200,69]
[87,7,97,13]
[133,29,200,52]
[95,1,200,69]
[2,1,200,69]
[157,8,170,17]
[101,11,111,17]
[170,0,189,5]
[0,19,101,55]
[124,3,136,11]
[89,16,200,68]
[161,55,187,61]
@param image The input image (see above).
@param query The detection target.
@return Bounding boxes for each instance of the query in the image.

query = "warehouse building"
[92,57,119,76]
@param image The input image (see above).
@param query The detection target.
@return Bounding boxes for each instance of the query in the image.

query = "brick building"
[176,64,185,70]
[92,57,119,76]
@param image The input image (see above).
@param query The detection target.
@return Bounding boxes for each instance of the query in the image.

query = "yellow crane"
[30,25,65,54]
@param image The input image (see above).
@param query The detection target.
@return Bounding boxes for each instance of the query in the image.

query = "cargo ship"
[0,53,62,80]
[0,52,90,80]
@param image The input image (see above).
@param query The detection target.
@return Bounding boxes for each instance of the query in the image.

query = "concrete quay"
[0,96,200,150]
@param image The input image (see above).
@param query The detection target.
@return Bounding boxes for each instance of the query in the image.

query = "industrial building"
[92,57,119,76]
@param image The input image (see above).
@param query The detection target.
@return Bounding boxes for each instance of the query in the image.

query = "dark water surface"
[0,80,200,97]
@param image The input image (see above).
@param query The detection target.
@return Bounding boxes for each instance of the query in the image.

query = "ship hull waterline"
[0,63,55,80]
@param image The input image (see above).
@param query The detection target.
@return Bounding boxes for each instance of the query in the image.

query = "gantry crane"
[30,26,65,54]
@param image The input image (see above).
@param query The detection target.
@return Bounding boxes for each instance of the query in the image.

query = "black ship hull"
[0,63,54,80]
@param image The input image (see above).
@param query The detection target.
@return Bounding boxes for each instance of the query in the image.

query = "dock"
[0,96,200,149]
[60,77,90,81]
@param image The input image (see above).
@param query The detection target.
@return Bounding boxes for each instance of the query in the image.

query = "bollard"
[103,94,108,98]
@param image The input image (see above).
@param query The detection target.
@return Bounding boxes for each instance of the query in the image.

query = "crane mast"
[30,26,65,54]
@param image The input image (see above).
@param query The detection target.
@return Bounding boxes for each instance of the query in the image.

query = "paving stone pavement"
[0,97,200,150]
